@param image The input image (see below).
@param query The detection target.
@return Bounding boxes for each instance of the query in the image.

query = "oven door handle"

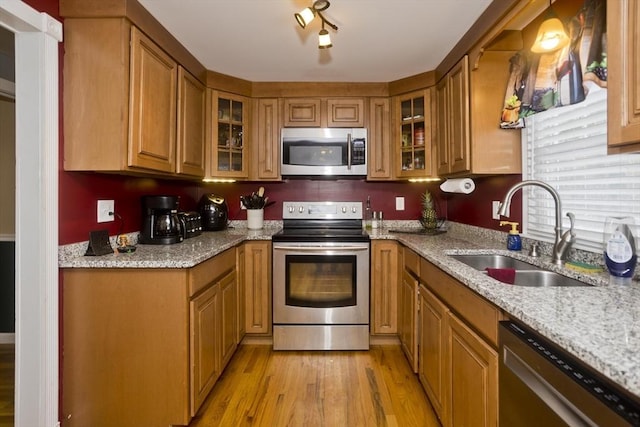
[273,245,370,252]
[347,133,352,170]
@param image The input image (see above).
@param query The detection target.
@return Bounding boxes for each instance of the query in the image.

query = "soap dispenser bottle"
[500,221,522,251]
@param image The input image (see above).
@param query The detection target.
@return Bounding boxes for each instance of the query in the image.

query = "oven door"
[272,241,370,325]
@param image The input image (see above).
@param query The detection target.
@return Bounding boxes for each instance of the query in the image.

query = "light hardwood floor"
[189,344,440,427]
[0,344,13,427]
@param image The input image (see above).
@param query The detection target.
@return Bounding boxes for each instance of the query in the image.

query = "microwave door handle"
[347,133,352,170]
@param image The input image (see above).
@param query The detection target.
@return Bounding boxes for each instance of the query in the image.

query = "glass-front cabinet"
[395,89,434,178]
[208,90,249,178]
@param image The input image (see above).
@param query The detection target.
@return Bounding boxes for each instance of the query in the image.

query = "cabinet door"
[190,283,220,416]
[176,66,206,177]
[448,56,471,174]
[236,244,246,341]
[219,270,238,369]
[418,285,448,424]
[283,98,321,127]
[252,98,281,180]
[244,241,272,334]
[447,312,498,427]
[399,269,419,373]
[607,0,640,151]
[209,90,249,178]
[368,97,393,180]
[395,89,434,178]
[435,78,450,175]
[327,98,364,127]
[128,27,177,173]
[371,241,398,334]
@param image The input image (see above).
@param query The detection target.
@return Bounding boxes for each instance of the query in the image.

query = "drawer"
[189,247,236,297]
[420,258,503,347]
[403,247,420,277]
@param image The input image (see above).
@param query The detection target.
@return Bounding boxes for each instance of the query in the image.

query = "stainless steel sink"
[449,254,541,271]
[509,270,591,287]
[448,253,592,287]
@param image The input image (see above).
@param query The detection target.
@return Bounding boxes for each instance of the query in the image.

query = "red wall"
[24,0,523,245]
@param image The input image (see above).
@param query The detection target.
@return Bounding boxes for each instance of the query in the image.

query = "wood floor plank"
[0,344,14,427]
[189,345,440,427]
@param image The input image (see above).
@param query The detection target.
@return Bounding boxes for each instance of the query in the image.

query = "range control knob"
[288,206,294,213]
[342,206,347,213]
[299,206,304,213]
[352,206,358,213]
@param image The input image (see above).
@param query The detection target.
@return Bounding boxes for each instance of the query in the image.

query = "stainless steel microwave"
[281,128,367,177]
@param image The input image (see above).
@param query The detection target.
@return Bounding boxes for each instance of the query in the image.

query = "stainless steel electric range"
[271,201,370,351]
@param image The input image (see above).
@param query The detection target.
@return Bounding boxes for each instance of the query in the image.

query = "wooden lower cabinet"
[417,258,501,427]
[190,282,221,415]
[370,241,399,335]
[448,312,499,427]
[62,248,238,427]
[244,241,272,335]
[418,285,448,423]
[399,268,419,372]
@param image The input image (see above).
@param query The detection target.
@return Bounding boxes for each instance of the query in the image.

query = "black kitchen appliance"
[199,194,229,231]
[139,195,184,245]
[178,211,202,239]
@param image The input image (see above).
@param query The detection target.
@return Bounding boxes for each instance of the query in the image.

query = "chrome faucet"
[498,180,575,265]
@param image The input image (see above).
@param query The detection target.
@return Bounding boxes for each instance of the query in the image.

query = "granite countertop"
[373,226,640,402]
[58,221,640,400]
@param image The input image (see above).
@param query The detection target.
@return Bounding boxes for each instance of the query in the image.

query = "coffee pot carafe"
[139,195,184,244]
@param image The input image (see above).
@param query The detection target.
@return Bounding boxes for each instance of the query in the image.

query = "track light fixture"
[530,0,570,53]
[294,0,338,49]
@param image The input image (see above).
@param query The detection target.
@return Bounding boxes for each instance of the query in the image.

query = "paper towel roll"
[440,178,475,194]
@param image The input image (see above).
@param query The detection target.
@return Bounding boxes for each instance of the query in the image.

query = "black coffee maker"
[139,195,184,244]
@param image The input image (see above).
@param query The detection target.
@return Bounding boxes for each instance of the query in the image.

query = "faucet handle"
[566,212,576,235]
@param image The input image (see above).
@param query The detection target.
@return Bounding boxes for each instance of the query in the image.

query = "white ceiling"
[137,0,494,82]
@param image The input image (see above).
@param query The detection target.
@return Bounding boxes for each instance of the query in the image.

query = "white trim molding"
[0,1,62,426]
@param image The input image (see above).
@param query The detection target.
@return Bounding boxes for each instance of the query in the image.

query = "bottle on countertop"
[365,196,372,229]
[603,216,637,285]
[500,221,522,251]
[371,211,378,229]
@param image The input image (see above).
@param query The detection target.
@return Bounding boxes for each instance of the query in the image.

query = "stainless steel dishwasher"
[499,320,640,426]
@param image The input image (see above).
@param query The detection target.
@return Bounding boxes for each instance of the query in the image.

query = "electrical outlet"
[97,200,114,223]
[492,201,501,220]
[395,197,405,211]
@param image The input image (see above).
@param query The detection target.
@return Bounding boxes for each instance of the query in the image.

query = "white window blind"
[522,87,640,253]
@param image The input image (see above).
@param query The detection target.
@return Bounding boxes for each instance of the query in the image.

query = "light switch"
[395,197,405,211]
[492,201,501,220]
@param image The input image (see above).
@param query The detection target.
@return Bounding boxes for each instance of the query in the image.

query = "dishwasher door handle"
[503,345,598,427]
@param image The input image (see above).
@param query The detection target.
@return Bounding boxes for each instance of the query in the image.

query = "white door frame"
[0,1,62,426]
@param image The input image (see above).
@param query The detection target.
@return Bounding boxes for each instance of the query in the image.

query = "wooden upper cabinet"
[251,98,281,180]
[207,90,250,179]
[436,53,521,177]
[368,97,393,180]
[607,0,640,153]
[283,97,365,128]
[176,66,206,177]
[283,98,321,127]
[63,19,206,178]
[128,27,178,173]
[395,89,435,178]
[327,98,365,127]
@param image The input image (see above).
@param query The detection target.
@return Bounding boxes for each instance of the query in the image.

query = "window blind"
[522,87,640,253]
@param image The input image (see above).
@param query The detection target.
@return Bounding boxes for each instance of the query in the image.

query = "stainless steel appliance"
[272,201,370,350]
[199,194,228,231]
[499,320,640,426]
[139,195,184,245]
[281,128,367,177]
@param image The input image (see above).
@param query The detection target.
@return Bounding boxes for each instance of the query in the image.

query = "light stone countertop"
[58,221,640,400]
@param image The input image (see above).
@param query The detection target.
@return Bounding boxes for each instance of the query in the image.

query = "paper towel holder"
[439,178,476,194]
